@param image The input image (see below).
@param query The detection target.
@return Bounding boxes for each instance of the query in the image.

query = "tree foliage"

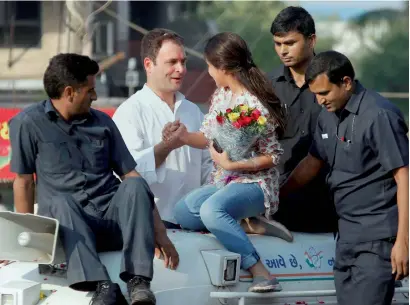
[196,1,286,72]
[352,5,409,120]
[196,1,337,72]
[354,7,409,93]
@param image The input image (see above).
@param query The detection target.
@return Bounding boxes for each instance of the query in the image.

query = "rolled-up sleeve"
[112,103,160,184]
[258,117,283,166]
[199,88,222,140]
[9,114,37,174]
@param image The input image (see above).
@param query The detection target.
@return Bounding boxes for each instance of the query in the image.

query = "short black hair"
[270,6,315,38]
[305,50,355,85]
[43,53,99,99]
[141,28,184,64]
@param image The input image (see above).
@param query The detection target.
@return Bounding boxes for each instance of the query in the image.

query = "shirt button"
[300,109,304,113]
[301,130,305,135]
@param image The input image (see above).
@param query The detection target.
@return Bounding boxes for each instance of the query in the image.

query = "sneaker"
[127,276,156,305]
[90,281,128,305]
[248,276,283,293]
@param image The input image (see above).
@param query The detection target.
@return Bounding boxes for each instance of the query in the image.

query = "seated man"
[8,53,178,305]
[113,28,212,226]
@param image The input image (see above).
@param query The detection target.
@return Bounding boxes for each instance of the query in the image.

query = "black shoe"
[90,281,128,305]
[127,276,156,305]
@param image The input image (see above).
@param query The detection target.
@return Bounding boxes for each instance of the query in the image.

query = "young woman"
[172,32,286,292]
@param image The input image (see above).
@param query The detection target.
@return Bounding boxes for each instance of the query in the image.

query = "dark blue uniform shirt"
[271,65,322,179]
[9,100,137,214]
[271,65,336,233]
[310,81,409,242]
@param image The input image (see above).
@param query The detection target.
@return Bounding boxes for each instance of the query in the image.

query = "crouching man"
[8,53,179,305]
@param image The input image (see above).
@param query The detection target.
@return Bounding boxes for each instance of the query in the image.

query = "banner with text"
[0,108,116,182]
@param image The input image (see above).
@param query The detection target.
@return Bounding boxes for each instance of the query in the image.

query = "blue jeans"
[174,183,265,269]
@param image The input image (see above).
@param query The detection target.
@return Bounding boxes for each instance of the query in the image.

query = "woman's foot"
[247,260,283,293]
[248,276,282,293]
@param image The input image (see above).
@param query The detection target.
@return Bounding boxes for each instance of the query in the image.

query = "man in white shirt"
[113,28,212,225]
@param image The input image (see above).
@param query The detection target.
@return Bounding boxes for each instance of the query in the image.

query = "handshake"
[162,120,189,150]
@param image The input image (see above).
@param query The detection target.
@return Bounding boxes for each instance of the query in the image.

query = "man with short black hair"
[8,53,178,305]
[282,50,409,305]
[269,6,336,233]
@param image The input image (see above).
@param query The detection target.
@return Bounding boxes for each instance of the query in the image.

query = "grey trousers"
[334,239,396,305]
[38,177,155,291]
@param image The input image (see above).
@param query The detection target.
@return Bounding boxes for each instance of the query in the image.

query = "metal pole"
[211,287,409,299]
[128,86,134,97]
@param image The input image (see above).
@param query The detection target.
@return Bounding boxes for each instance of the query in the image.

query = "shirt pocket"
[38,141,72,174]
[282,111,300,139]
[334,141,363,174]
[84,138,110,172]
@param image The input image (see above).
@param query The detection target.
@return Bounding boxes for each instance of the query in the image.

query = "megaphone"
[0,212,65,264]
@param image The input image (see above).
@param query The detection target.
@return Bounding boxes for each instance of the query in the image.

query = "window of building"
[0,1,42,48]
[92,21,115,58]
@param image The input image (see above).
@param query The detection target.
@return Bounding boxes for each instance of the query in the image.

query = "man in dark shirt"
[7,53,179,305]
[269,6,336,232]
[281,50,409,305]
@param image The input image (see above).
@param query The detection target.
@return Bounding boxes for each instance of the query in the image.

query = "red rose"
[233,121,242,129]
[242,116,253,126]
[216,115,224,125]
[226,108,232,113]
[251,109,261,120]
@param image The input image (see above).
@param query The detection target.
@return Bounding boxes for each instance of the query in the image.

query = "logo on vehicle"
[304,246,323,269]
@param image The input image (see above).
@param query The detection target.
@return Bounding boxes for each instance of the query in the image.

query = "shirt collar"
[44,99,92,124]
[275,65,309,89]
[45,99,58,120]
[344,80,366,114]
[282,66,293,82]
[271,65,290,83]
[141,84,186,108]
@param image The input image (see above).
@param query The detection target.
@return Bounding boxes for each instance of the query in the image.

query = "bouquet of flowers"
[211,104,268,162]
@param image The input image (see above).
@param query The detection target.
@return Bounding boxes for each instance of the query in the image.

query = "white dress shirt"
[112,84,212,223]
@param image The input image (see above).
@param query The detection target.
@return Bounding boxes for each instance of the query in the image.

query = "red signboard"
[0,107,116,182]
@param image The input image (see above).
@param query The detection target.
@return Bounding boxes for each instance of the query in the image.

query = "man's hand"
[391,237,409,280]
[0,260,12,268]
[155,231,179,270]
[162,121,180,142]
[280,154,324,199]
[392,166,409,281]
[162,121,188,150]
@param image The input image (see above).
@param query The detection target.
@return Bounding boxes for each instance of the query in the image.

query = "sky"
[284,0,407,20]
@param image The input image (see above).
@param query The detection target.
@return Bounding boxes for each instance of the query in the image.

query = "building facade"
[0,1,215,107]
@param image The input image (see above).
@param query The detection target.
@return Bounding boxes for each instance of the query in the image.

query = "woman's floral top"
[200,87,283,216]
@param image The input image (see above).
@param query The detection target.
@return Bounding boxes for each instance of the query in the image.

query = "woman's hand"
[209,142,234,170]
